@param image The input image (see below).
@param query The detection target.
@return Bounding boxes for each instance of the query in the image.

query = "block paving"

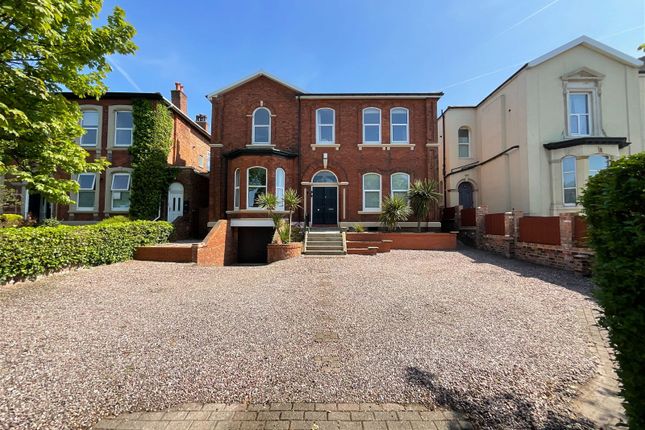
[92,402,472,430]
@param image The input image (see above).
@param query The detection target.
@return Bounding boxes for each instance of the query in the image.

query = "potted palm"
[408,179,441,232]
[258,190,303,263]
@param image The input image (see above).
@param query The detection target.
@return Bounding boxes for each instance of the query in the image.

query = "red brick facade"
[48,89,211,229]
[208,74,442,228]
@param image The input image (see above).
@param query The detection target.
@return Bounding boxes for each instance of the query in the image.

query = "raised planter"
[346,232,457,251]
[267,242,303,263]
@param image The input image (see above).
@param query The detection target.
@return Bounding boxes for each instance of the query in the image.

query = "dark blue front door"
[312,187,337,225]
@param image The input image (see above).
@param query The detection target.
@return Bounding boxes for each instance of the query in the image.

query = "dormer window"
[252,107,271,145]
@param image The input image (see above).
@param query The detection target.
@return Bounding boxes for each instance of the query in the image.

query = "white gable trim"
[206,71,304,99]
[528,35,643,69]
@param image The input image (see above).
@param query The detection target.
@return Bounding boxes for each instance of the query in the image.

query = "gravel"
[0,248,598,429]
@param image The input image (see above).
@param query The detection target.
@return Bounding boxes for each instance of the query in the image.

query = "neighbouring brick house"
[5,83,212,237]
[207,72,442,262]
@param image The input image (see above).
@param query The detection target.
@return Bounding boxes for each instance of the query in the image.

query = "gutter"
[441,110,446,205]
[445,145,519,179]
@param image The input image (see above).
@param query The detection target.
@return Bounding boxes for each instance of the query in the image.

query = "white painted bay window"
[562,156,577,206]
[247,167,267,208]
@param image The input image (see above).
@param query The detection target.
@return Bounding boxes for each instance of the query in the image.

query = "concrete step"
[307,240,343,246]
[306,236,343,241]
[303,249,346,255]
[306,245,344,251]
[347,247,379,256]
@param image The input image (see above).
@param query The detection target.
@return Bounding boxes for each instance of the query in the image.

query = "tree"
[257,193,284,243]
[580,153,645,428]
[379,195,411,232]
[0,0,137,204]
[283,188,302,243]
[408,179,441,232]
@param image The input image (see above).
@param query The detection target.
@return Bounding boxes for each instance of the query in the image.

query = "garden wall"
[192,220,236,266]
[346,232,456,250]
[466,206,592,275]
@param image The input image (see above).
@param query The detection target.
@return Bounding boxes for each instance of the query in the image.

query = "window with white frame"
[390,108,409,144]
[206,153,211,172]
[114,111,133,147]
[458,127,470,158]
[252,107,271,145]
[276,168,285,210]
[316,108,335,144]
[111,172,131,211]
[247,167,267,208]
[562,156,577,206]
[568,93,591,136]
[198,155,204,168]
[233,168,240,209]
[588,154,608,177]
[80,110,99,147]
[362,173,381,211]
[76,173,96,210]
[362,108,381,144]
[390,173,410,201]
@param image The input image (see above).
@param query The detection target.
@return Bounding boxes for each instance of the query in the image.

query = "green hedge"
[580,152,645,428]
[0,221,173,284]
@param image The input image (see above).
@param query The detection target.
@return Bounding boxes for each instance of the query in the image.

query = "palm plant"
[283,188,302,243]
[408,179,442,232]
[379,195,412,231]
[257,193,284,243]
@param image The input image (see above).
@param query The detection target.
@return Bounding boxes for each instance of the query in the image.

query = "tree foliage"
[579,152,645,428]
[129,99,174,220]
[0,0,136,203]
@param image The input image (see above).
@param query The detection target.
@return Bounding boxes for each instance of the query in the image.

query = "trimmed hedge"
[0,221,173,284]
[580,152,645,428]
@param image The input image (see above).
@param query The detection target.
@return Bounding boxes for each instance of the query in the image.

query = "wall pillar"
[560,212,575,250]
[455,205,462,229]
[475,205,488,248]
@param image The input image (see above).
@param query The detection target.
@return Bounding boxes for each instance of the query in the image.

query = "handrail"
[445,145,519,178]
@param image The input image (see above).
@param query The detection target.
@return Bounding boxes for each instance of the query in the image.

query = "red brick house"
[8,84,211,237]
[207,72,442,262]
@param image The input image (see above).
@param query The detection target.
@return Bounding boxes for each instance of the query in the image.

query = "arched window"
[588,154,608,177]
[458,127,470,158]
[247,167,267,209]
[312,170,338,183]
[362,173,381,211]
[276,168,285,210]
[80,110,99,147]
[252,107,271,145]
[316,108,335,144]
[233,168,240,209]
[562,156,577,206]
[390,173,410,200]
[390,108,409,144]
[458,182,474,209]
[362,107,381,144]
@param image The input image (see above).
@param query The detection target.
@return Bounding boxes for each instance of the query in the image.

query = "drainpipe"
[441,110,447,206]
[296,95,302,226]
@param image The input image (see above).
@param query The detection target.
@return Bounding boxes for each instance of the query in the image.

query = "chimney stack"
[171,82,187,114]
[195,114,208,131]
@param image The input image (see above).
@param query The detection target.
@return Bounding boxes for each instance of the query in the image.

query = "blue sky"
[101,0,644,120]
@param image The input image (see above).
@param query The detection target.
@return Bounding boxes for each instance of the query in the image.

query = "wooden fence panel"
[485,213,506,235]
[519,216,560,245]
[461,207,476,227]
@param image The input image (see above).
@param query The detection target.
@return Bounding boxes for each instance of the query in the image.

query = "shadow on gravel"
[406,367,595,430]
[456,245,595,300]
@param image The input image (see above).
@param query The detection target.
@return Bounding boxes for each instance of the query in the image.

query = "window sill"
[246,144,275,148]
[109,146,132,150]
[310,144,340,151]
[358,210,382,214]
[358,143,415,151]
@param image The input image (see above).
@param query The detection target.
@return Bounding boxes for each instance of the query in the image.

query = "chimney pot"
[195,114,208,131]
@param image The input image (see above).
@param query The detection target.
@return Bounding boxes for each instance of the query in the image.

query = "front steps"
[304,229,346,256]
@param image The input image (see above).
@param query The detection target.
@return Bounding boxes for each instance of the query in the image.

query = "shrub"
[580,152,645,428]
[98,215,131,224]
[0,221,173,284]
[39,218,61,227]
[408,179,441,232]
[352,223,365,233]
[0,213,24,228]
[379,196,412,231]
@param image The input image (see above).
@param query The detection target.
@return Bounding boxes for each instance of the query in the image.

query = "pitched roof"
[527,35,643,68]
[206,71,304,99]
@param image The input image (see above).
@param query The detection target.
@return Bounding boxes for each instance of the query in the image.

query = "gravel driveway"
[0,249,598,429]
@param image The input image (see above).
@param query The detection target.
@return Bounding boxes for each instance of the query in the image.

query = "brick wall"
[192,219,236,266]
[472,206,593,275]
